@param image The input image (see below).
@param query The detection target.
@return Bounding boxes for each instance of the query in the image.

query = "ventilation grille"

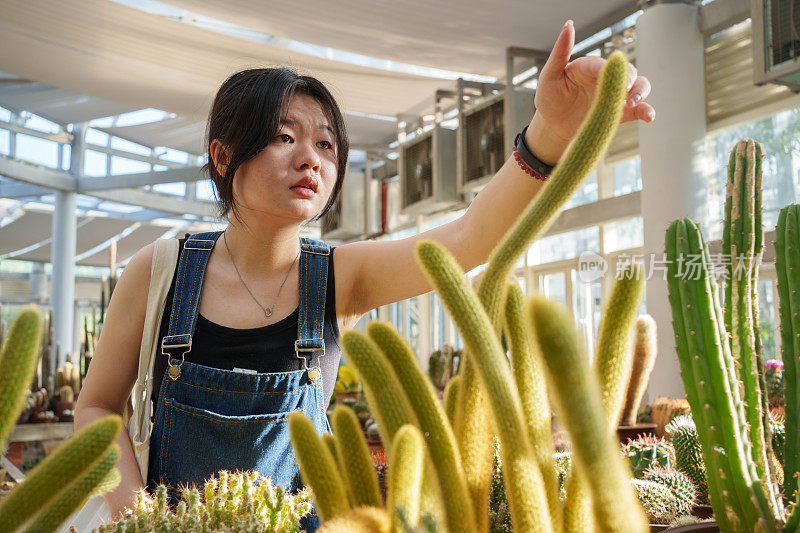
[464,99,505,183]
[766,0,800,68]
[403,136,433,207]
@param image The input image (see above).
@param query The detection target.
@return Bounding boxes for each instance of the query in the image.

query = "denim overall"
[147,231,330,531]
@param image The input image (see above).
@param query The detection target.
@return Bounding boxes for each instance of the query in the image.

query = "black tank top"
[150,236,342,419]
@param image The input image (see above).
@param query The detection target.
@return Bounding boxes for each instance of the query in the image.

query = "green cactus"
[723,139,777,510]
[0,304,43,446]
[366,321,475,533]
[387,424,425,531]
[643,467,696,516]
[623,434,675,478]
[288,411,349,522]
[771,419,786,467]
[666,217,775,531]
[100,470,312,532]
[23,444,120,532]
[776,203,800,503]
[332,406,382,509]
[504,282,560,528]
[528,295,648,532]
[0,415,121,532]
[631,478,681,525]
[666,415,708,505]
[620,315,658,426]
[416,240,552,532]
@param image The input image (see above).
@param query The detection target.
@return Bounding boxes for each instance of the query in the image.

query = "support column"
[50,123,85,368]
[29,262,48,304]
[637,1,707,399]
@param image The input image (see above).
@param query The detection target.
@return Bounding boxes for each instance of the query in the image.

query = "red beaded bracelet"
[513,145,549,181]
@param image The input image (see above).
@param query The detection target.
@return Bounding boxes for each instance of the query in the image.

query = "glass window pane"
[24,113,60,134]
[758,279,777,359]
[153,182,187,196]
[110,156,150,175]
[605,216,643,253]
[111,136,151,156]
[0,107,11,122]
[196,179,217,201]
[61,144,71,169]
[84,150,108,177]
[613,157,642,196]
[541,272,566,305]
[0,130,9,155]
[531,226,600,265]
[563,172,598,209]
[86,128,109,146]
[157,148,189,164]
[16,134,59,168]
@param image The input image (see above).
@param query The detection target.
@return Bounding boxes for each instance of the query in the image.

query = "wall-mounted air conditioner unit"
[399,125,458,216]
[752,0,800,91]
[457,86,534,193]
[321,170,366,241]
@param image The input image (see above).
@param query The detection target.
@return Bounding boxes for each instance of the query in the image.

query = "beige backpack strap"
[128,237,180,482]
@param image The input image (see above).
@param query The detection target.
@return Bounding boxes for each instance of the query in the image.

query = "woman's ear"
[210,139,230,176]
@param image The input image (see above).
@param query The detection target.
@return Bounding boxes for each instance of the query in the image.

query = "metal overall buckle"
[161,337,192,381]
[294,340,324,382]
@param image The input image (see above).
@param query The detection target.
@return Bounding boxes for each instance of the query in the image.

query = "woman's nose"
[296,142,321,172]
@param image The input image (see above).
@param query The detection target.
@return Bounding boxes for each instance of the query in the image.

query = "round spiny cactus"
[631,478,681,525]
[665,415,708,505]
[643,467,696,516]
[622,434,675,478]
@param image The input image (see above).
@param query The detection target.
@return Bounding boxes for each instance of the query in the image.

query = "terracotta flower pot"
[617,422,657,444]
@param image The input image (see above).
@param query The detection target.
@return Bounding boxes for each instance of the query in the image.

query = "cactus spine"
[366,321,475,533]
[416,240,552,532]
[666,218,775,531]
[386,425,425,531]
[288,412,350,522]
[332,406,382,509]
[0,305,42,446]
[620,315,658,426]
[776,204,800,503]
[528,296,648,532]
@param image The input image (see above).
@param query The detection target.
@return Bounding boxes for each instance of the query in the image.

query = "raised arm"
[335,20,654,322]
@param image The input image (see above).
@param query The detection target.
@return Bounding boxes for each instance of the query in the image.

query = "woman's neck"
[221,217,302,276]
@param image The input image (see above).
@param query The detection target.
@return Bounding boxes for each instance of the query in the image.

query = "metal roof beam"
[0,155,77,191]
[0,181,52,199]
[699,0,749,37]
[90,188,218,218]
[76,165,206,191]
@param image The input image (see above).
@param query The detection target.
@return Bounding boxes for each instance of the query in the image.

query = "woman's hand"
[527,20,655,164]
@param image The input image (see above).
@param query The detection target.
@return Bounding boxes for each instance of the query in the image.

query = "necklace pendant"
[264,308,273,317]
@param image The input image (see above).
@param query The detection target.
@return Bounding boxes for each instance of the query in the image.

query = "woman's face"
[231,93,338,223]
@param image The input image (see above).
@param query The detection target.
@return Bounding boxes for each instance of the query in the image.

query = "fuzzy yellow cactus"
[387,424,426,532]
[332,406,382,509]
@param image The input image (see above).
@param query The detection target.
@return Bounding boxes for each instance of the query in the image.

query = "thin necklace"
[223,232,300,318]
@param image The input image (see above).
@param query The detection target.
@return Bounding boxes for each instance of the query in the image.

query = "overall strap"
[295,237,330,381]
[161,231,223,366]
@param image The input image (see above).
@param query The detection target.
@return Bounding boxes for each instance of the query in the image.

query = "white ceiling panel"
[100,117,206,155]
[77,224,172,267]
[0,80,138,125]
[166,0,638,77]
[11,216,133,263]
[0,210,52,254]
[0,0,449,121]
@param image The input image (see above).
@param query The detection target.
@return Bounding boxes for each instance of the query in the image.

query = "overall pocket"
[158,397,301,492]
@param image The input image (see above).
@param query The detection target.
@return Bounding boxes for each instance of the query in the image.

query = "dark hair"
[203,68,349,221]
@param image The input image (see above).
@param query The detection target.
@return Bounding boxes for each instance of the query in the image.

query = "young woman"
[75,20,654,527]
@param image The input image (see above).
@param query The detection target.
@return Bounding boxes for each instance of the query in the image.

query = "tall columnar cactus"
[0,304,43,446]
[776,204,800,503]
[288,412,350,522]
[666,218,777,532]
[528,296,648,532]
[386,424,425,531]
[620,315,658,426]
[722,139,777,508]
[666,415,708,505]
[443,374,460,428]
[332,406,382,509]
[366,321,475,533]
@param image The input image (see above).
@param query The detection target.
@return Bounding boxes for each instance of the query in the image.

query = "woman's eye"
[317,140,333,149]
[275,134,292,143]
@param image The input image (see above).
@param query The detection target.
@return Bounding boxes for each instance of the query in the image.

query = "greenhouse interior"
[1,0,800,531]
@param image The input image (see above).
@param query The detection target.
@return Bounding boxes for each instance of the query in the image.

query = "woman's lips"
[290,186,316,198]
